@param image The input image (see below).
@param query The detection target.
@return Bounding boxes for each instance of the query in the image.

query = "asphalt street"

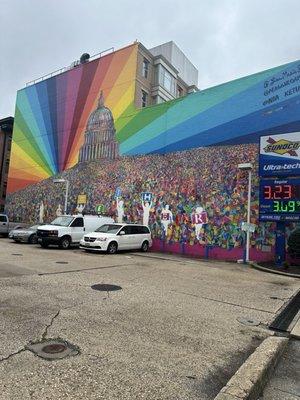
[0,238,299,399]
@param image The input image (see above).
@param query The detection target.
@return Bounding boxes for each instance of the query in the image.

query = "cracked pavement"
[0,238,299,399]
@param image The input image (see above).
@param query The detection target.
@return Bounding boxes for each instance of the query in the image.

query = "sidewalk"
[259,339,300,399]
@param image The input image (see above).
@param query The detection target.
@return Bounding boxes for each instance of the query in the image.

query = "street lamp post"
[53,179,69,215]
[238,163,253,263]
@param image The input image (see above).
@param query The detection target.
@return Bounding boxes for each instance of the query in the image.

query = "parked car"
[1,214,28,237]
[9,226,23,238]
[10,224,42,244]
[37,215,114,249]
[80,223,152,254]
[0,214,9,236]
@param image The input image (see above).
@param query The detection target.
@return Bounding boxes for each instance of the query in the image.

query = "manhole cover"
[237,317,260,326]
[26,339,79,360]
[42,343,67,354]
[91,284,122,292]
[56,261,68,264]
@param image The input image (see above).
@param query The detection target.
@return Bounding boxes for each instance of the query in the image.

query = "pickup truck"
[0,214,26,237]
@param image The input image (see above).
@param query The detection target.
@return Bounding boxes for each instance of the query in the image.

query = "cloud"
[1,0,299,117]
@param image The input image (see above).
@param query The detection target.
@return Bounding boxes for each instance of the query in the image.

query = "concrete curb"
[249,262,300,279]
[214,336,289,400]
[291,315,300,339]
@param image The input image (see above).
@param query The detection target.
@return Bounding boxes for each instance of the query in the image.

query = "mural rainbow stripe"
[118,60,300,155]
[8,43,138,193]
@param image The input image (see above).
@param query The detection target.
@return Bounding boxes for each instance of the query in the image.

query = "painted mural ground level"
[0,240,299,400]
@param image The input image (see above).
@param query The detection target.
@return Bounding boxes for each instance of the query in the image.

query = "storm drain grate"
[56,261,68,264]
[91,284,122,292]
[269,290,300,332]
[26,339,79,360]
[11,253,23,256]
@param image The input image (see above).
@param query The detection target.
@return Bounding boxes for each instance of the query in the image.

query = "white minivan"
[37,215,114,249]
[80,223,152,254]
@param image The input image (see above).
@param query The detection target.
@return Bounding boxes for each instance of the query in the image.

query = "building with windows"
[135,41,199,107]
[0,117,13,211]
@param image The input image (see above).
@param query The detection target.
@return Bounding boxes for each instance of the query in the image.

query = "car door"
[70,217,84,243]
[118,225,134,250]
[130,225,143,248]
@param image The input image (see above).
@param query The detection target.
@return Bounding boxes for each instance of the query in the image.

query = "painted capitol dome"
[78,91,119,162]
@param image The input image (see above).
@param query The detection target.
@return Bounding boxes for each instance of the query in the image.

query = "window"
[130,226,140,234]
[96,224,122,233]
[158,65,176,96]
[71,217,84,227]
[122,225,133,235]
[141,90,148,108]
[133,226,150,234]
[141,226,150,234]
[142,58,149,79]
[0,215,7,222]
[51,216,73,226]
[126,225,150,234]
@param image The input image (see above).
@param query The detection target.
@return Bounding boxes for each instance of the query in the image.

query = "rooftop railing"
[26,47,114,87]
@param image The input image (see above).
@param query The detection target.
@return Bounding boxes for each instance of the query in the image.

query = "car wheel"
[28,234,37,244]
[59,237,71,249]
[40,241,49,248]
[141,241,149,252]
[107,241,118,254]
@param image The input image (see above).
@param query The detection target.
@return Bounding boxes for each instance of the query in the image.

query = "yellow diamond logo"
[264,138,300,156]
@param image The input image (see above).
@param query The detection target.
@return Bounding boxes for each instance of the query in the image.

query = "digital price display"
[259,178,300,221]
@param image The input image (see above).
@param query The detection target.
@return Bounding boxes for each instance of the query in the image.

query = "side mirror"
[119,231,125,235]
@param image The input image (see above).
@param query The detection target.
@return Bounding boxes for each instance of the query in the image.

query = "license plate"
[85,242,90,246]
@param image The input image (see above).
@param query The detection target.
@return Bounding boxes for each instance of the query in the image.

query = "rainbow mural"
[8,43,138,193]
[8,48,300,194]
[118,60,300,154]
[6,50,300,261]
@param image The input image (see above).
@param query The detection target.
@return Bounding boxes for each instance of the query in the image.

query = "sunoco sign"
[259,132,300,177]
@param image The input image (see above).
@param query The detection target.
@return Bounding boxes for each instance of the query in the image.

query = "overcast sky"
[1,0,299,118]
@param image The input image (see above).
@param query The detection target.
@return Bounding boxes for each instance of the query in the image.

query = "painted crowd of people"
[6,143,297,251]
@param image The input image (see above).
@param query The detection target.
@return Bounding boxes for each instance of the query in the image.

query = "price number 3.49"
[273,201,297,213]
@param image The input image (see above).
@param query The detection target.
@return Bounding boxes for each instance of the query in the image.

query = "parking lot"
[0,238,299,400]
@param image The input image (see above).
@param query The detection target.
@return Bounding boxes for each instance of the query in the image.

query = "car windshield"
[95,224,122,234]
[50,216,73,227]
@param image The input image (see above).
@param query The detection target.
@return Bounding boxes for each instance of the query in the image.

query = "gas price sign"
[259,178,300,221]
